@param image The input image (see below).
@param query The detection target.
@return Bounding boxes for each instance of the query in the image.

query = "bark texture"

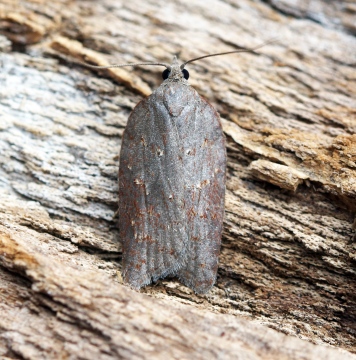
[0,0,355,359]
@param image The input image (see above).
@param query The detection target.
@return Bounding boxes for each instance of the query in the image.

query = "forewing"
[174,88,226,294]
[119,92,189,289]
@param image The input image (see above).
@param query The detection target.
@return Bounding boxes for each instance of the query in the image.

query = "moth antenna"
[74,60,171,70]
[180,38,279,69]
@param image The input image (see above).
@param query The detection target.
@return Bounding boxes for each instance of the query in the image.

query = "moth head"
[162,56,189,82]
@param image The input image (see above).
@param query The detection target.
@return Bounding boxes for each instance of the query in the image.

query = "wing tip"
[178,271,217,295]
[123,260,186,290]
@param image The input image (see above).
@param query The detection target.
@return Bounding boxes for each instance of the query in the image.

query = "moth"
[120,56,226,294]
[79,42,273,293]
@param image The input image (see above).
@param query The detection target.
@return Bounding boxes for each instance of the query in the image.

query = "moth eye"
[162,69,170,80]
[182,69,189,80]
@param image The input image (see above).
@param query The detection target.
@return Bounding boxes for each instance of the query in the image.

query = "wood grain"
[0,0,355,358]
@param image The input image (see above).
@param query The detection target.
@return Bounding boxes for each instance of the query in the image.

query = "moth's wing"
[175,89,226,294]
[119,94,189,289]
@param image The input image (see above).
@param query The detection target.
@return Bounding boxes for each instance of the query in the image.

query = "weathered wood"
[0,0,355,358]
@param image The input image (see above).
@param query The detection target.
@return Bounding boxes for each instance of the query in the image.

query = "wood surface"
[0,0,355,359]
